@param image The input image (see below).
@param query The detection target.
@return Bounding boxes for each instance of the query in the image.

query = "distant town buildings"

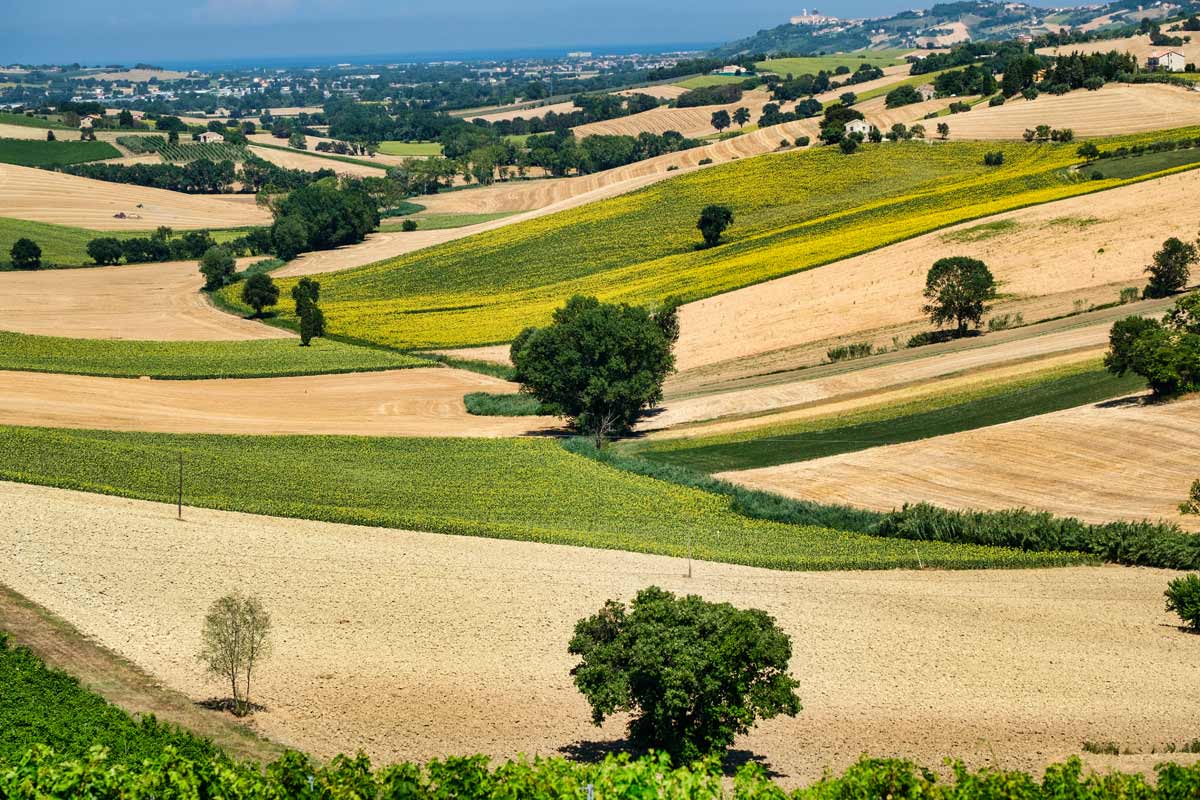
[791,9,838,25]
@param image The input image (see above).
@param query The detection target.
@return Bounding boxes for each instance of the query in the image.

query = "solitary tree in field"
[1165,574,1200,631]
[1144,237,1198,298]
[199,246,236,290]
[10,238,42,270]
[241,273,280,317]
[936,122,950,140]
[197,591,272,716]
[923,256,996,335]
[45,130,55,141]
[292,277,325,346]
[710,109,731,133]
[697,204,734,248]
[510,295,676,446]
[732,107,751,127]
[569,586,802,761]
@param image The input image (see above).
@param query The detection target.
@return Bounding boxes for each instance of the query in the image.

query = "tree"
[289,131,307,150]
[87,237,124,266]
[732,107,751,127]
[118,109,134,128]
[292,277,325,346]
[1165,574,1200,631]
[936,122,950,140]
[885,84,922,108]
[199,246,236,290]
[271,215,308,261]
[10,238,41,269]
[839,136,860,154]
[241,273,279,317]
[839,91,857,106]
[710,110,731,133]
[45,130,55,141]
[1180,479,1200,516]
[697,204,734,248]
[168,128,180,146]
[569,586,802,761]
[1145,237,1197,298]
[1104,294,1200,397]
[510,296,676,445]
[197,591,272,716]
[1077,142,1100,161]
[922,256,996,335]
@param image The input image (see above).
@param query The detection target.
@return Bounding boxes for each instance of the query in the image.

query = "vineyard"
[237,130,1200,351]
[115,134,165,154]
[0,426,1087,571]
[115,135,249,163]
[0,331,428,379]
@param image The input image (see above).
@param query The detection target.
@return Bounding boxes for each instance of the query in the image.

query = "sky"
[4,0,917,66]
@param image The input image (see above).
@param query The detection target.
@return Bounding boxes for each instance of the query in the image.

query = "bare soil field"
[246,145,389,178]
[0,259,284,340]
[1,481,1197,785]
[1038,34,1200,64]
[246,133,415,168]
[944,84,1200,140]
[0,368,557,437]
[673,169,1200,373]
[617,85,689,100]
[0,123,67,140]
[87,68,188,82]
[720,396,1200,530]
[469,100,579,123]
[0,162,272,230]
[574,88,781,139]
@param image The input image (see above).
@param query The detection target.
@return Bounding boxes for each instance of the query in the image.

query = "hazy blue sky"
[6,0,915,65]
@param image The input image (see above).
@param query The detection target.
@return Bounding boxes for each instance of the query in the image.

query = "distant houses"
[711,65,747,76]
[1146,51,1187,72]
[916,83,936,101]
[197,131,225,143]
[844,119,872,137]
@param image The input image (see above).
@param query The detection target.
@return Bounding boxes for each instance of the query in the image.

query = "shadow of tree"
[558,738,782,778]
[197,696,267,714]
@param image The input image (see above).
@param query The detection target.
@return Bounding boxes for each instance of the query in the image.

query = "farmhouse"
[1146,51,1186,72]
[845,119,872,136]
[711,65,746,76]
[197,131,225,143]
[917,83,936,101]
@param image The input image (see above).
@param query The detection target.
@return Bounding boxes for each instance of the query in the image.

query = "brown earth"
[0,368,558,437]
[468,100,579,123]
[0,162,272,230]
[1,481,1197,786]
[246,145,389,177]
[719,396,1200,530]
[944,84,1200,140]
[0,259,286,340]
[246,133,416,168]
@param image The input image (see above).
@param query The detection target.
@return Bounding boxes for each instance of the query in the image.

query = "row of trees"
[61,155,335,195]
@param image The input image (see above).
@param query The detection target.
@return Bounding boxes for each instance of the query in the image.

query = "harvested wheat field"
[720,396,1200,530]
[0,123,67,140]
[673,168,1200,373]
[574,88,781,139]
[0,162,271,230]
[468,100,579,123]
[944,84,1200,140]
[246,134,415,168]
[0,260,284,340]
[0,368,557,437]
[246,145,388,178]
[1038,34,1200,64]
[616,85,688,100]
[1,481,1197,785]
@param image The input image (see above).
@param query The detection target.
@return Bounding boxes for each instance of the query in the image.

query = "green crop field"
[756,51,909,76]
[0,112,73,130]
[378,140,444,156]
[380,212,517,231]
[0,138,120,167]
[0,331,429,378]
[0,218,253,268]
[220,129,1200,352]
[0,426,1086,570]
[629,362,1147,473]
[1089,147,1200,180]
[675,75,749,89]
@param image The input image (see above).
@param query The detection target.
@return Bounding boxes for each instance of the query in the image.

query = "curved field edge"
[0,427,1087,571]
[0,331,429,379]
[218,127,1200,351]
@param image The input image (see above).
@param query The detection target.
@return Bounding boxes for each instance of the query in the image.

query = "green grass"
[226,128,1200,352]
[0,426,1086,571]
[630,362,1146,473]
[674,75,749,89]
[1089,147,1200,180]
[380,212,517,231]
[0,112,72,130]
[0,138,120,167]
[0,331,430,379]
[463,391,546,416]
[0,218,255,267]
[939,218,1020,243]
[378,140,444,156]
[755,51,909,76]
[0,633,221,765]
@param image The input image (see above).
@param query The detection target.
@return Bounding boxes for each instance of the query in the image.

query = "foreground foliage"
[4,744,1200,799]
[0,427,1084,571]
[232,132,1200,350]
[570,587,801,761]
[0,331,427,378]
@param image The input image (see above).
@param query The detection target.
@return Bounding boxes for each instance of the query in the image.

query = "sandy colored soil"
[247,145,389,178]
[0,122,67,140]
[0,368,557,437]
[0,162,272,230]
[87,68,188,82]
[1,481,1197,785]
[945,84,1200,140]
[721,396,1200,531]
[469,100,579,123]
[673,169,1200,373]
[246,133,416,168]
[1039,34,1200,64]
[916,20,970,47]
[618,85,689,100]
[0,259,286,340]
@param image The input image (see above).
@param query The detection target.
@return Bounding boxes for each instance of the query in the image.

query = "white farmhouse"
[1146,51,1186,72]
[844,119,872,137]
[197,131,225,143]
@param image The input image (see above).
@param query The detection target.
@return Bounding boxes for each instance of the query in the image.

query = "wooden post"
[177,452,184,520]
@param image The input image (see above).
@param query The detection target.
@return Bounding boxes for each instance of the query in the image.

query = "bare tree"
[197,591,272,716]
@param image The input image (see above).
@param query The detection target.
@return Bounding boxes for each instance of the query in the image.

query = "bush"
[885,84,922,108]
[982,151,1005,166]
[86,237,124,266]
[401,219,418,232]
[1104,302,1200,397]
[199,246,236,290]
[795,135,810,147]
[569,586,801,761]
[1119,287,1141,305]
[1181,479,1200,515]
[463,392,547,416]
[10,237,41,269]
[1165,573,1200,630]
[697,157,713,165]
[948,101,972,114]
[827,341,873,362]
[988,95,1006,107]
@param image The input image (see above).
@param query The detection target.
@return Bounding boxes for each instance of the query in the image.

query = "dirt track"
[720,396,1200,530]
[0,163,271,230]
[1,481,1196,785]
[0,368,557,437]
[0,260,286,340]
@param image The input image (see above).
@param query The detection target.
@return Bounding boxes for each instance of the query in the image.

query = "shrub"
[839,136,859,154]
[987,312,1024,331]
[988,95,1006,106]
[9,237,41,269]
[948,101,972,114]
[1181,479,1200,515]
[86,237,124,266]
[199,246,236,290]
[463,392,547,417]
[795,135,811,147]
[827,341,873,362]
[698,157,713,165]
[401,219,418,232]
[1165,574,1200,630]
[982,151,1005,166]
[569,586,801,761]
[1119,287,1141,305]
